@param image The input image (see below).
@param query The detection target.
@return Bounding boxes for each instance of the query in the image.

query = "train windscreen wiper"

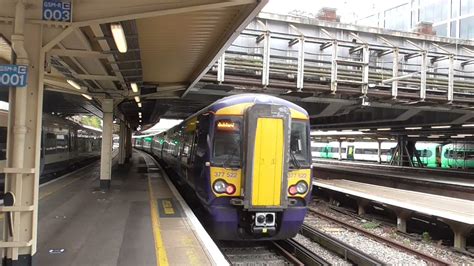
[290,151,301,169]
[223,148,239,169]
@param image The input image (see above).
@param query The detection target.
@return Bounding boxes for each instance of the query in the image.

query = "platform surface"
[34,150,223,265]
[314,179,474,225]
[313,161,474,188]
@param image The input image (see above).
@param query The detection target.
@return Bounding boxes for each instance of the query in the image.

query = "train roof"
[208,94,308,116]
[154,94,309,137]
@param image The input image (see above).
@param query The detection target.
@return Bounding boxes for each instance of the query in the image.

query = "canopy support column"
[2,1,44,264]
[100,99,114,190]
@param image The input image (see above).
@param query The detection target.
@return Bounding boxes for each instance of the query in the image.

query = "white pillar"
[100,99,114,190]
[377,141,382,164]
[3,1,44,263]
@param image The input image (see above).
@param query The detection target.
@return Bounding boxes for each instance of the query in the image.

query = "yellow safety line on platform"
[147,175,169,266]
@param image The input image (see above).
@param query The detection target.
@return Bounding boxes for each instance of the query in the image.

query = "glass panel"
[212,119,241,167]
[290,121,310,167]
[452,0,460,17]
[420,0,449,22]
[451,21,457,37]
[460,16,474,39]
[461,0,474,15]
[434,23,448,36]
[385,4,411,30]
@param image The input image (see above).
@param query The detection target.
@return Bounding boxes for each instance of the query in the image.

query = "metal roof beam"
[75,74,120,81]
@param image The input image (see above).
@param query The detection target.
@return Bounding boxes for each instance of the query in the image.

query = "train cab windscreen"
[290,121,310,168]
[212,119,241,167]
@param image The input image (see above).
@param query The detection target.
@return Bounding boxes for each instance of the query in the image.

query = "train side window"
[466,151,474,159]
[45,133,56,154]
[0,127,7,160]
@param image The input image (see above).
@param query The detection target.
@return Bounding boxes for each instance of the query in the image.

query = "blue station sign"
[0,65,28,87]
[42,0,72,22]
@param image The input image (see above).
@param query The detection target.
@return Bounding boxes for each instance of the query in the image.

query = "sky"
[142,118,182,134]
[261,0,408,22]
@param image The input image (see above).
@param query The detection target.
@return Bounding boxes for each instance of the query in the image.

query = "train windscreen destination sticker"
[157,198,182,218]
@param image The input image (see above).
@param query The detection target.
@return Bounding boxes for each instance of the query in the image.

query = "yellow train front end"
[206,95,312,240]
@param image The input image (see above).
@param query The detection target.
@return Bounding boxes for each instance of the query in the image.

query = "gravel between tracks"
[305,212,428,265]
[311,201,474,265]
[293,234,352,265]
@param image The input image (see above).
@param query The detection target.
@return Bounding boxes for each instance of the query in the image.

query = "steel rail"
[274,239,329,266]
[308,207,450,265]
[299,224,384,265]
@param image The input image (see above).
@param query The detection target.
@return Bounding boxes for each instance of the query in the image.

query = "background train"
[135,94,312,240]
[0,110,102,189]
[312,141,474,169]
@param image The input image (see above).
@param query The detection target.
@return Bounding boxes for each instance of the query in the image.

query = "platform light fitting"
[405,127,422,130]
[134,96,140,103]
[462,123,474,127]
[67,79,81,90]
[408,135,420,137]
[131,83,139,93]
[358,129,371,132]
[137,102,142,108]
[457,134,473,137]
[111,23,127,53]
[431,125,451,129]
[82,94,92,100]
[377,128,391,131]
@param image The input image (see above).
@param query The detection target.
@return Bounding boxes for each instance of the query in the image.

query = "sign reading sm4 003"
[0,65,28,87]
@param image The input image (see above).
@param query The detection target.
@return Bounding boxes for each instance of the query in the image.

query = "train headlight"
[213,180,227,194]
[296,181,308,194]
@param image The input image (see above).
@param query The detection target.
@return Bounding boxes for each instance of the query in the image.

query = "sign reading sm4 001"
[0,65,28,87]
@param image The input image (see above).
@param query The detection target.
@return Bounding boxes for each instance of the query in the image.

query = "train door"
[251,117,284,206]
[435,145,442,167]
[194,115,210,199]
[347,145,355,160]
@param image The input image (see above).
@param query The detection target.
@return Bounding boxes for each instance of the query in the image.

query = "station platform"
[313,161,474,200]
[314,179,474,249]
[31,150,227,265]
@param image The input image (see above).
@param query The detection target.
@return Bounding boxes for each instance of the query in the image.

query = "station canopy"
[0,0,267,129]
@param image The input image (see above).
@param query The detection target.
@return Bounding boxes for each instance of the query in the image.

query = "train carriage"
[136,94,312,240]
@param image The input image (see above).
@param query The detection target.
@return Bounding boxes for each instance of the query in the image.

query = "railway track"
[299,224,384,265]
[308,207,450,265]
[219,239,329,265]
